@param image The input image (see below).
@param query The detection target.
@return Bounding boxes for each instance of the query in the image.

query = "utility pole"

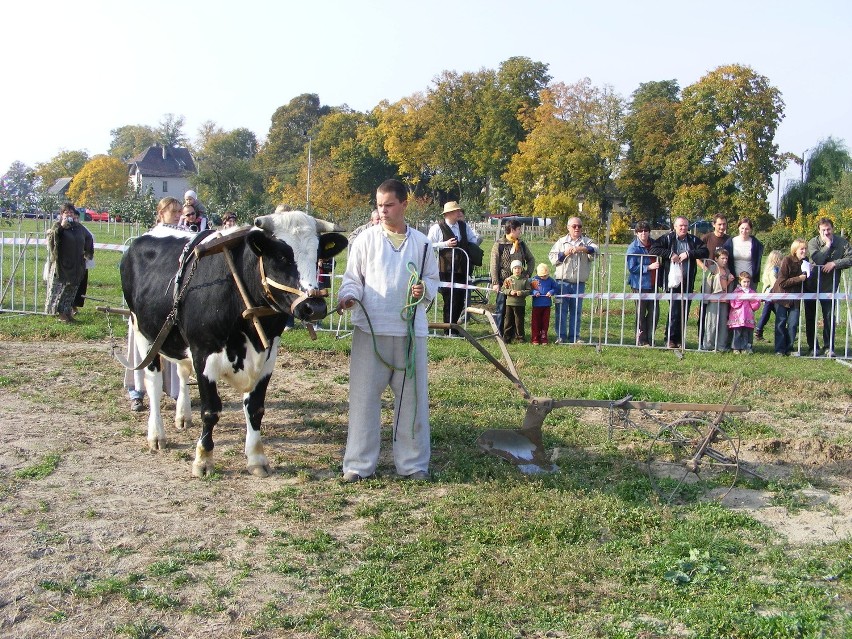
[306,134,312,214]
[801,148,809,216]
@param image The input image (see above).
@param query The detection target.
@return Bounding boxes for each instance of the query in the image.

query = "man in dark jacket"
[804,218,852,357]
[650,216,709,348]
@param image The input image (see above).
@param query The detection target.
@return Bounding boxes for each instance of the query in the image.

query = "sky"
[4,0,851,210]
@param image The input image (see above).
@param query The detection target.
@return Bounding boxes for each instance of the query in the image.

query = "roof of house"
[47,177,73,195]
[127,144,196,178]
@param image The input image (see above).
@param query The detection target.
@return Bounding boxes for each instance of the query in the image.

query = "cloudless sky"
[4,0,850,209]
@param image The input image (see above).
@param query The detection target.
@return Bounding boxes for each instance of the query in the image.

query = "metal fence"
[4,227,849,358]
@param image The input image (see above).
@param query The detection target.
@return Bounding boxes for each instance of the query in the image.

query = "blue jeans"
[494,292,507,336]
[555,280,585,343]
[774,303,800,354]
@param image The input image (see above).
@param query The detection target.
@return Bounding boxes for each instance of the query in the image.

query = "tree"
[419,68,493,202]
[504,79,625,231]
[194,127,265,215]
[108,125,158,161]
[157,113,189,148]
[476,57,551,209]
[257,94,331,198]
[277,156,370,221]
[617,80,680,224]
[662,64,785,227]
[374,94,432,192]
[0,161,37,212]
[780,138,852,220]
[67,156,128,208]
[34,150,90,190]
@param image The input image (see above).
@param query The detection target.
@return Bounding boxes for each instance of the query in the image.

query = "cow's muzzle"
[293,296,328,321]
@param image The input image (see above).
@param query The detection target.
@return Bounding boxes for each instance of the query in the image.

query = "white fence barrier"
[4,229,848,358]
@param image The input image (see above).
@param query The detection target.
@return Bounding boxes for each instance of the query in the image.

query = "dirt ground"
[1,339,851,637]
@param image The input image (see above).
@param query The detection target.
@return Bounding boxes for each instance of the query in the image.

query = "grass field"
[0,220,850,638]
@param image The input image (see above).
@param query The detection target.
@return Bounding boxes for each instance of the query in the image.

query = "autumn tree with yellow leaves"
[67,156,128,209]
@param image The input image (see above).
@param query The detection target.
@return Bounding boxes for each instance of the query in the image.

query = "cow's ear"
[247,229,271,256]
[318,233,347,259]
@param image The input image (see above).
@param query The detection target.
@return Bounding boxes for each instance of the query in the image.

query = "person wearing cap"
[427,201,481,334]
[183,190,210,230]
[530,263,558,344]
[626,220,661,346]
[500,259,531,342]
[548,217,598,344]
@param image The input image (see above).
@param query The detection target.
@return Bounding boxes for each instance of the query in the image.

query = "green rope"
[352,259,425,377]
[350,259,426,439]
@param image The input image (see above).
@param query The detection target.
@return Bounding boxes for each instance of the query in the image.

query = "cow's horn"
[314,218,344,233]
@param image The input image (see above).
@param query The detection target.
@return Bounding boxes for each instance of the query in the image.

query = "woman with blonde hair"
[771,239,809,356]
[156,197,182,226]
[755,250,784,341]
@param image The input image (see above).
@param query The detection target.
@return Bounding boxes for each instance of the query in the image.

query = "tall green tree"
[257,93,331,201]
[476,57,551,209]
[108,125,158,161]
[157,113,189,148]
[0,161,37,212]
[34,150,90,190]
[617,80,680,224]
[194,127,264,215]
[420,68,493,202]
[662,64,784,227]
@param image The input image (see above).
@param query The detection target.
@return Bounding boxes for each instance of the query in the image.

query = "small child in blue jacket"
[531,263,558,344]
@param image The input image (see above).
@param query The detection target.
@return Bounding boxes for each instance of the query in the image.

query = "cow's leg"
[142,359,166,451]
[243,373,272,478]
[173,358,193,430]
[192,371,223,478]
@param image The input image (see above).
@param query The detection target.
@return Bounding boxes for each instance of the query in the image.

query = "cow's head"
[251,210,347,321]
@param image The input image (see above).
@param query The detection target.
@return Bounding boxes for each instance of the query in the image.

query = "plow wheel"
[647,417,740,504]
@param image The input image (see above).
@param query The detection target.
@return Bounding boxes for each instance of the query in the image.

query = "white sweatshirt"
[338,224,439,337]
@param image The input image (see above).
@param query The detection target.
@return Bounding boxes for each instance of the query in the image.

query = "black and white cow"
[120,210,347,478]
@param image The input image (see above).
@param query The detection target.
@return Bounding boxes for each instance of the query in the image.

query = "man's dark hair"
[713,214,727,224]
[503,219,522,233]
[377,179,408,202]
[634,220,651,232]
[818,217,834,228]
[60,202,76,214]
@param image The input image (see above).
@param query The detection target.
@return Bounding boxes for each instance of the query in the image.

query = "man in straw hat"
[427,201,482,334]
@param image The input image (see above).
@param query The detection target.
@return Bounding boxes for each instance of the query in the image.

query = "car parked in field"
[689,219,713,236]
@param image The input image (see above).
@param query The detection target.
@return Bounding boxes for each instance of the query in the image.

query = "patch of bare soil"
[0,339,353,638]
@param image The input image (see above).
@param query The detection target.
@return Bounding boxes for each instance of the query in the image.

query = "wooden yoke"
[195,230,273,349]
[220,246,270,349]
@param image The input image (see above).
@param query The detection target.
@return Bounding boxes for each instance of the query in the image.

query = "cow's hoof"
[174,419,192,431]
[192,461,210,478]
[147,438,167,452]
[248,463,271,478]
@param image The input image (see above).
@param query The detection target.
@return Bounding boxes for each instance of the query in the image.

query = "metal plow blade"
[476,397,557,474]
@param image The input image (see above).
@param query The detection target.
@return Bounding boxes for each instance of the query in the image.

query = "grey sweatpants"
[343,328,430,477]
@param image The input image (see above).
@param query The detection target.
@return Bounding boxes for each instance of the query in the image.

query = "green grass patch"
[14,453,61,480]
